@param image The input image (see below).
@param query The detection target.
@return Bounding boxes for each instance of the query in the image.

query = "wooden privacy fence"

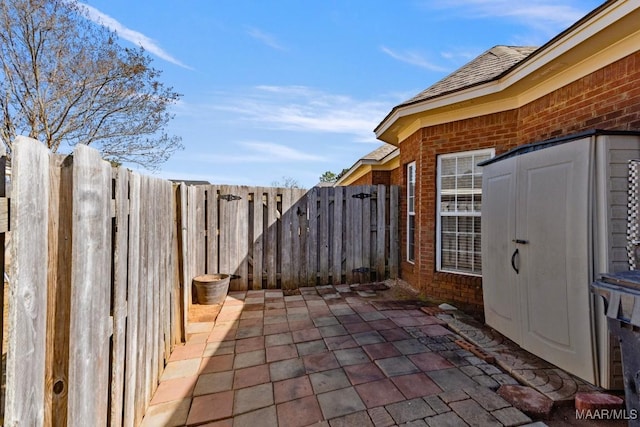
[5,137,181,427]
[179,184,399,297]
[3,136,400,426]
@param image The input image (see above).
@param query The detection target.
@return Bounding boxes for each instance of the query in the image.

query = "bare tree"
[0,0,183,168]
[271,176,303,189]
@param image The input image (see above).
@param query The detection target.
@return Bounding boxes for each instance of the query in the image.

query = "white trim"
[436,149,494,275]
[407,161,416,263]
[375,1,640,144]
[335,148,399,186]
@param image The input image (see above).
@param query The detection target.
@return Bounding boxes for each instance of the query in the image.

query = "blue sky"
[80,0,602,188]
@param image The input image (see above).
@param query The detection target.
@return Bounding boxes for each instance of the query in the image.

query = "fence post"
[5,136,50,425]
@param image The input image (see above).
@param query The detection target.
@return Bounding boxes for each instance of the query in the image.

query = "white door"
[481,157,520,342]
[516,140,596,383]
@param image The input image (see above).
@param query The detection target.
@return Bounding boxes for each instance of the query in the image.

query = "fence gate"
[181,184,399,293]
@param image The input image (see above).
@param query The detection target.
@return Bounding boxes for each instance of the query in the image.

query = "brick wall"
[347,170,392,186]
[398,51,640,315]
[371,170,391,187]
[349,173,372,186]
[518,51,640,141]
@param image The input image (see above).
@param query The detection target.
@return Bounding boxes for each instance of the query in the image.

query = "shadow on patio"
[141,281,545,427]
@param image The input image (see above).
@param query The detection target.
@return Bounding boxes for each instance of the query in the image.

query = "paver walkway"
[140,284,541,426]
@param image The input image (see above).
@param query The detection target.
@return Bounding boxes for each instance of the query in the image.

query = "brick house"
[370,0,640,320]
[335,143,399,187]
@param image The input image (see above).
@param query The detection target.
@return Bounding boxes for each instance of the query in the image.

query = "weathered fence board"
[290,197,304,288]
[149,178,160,404]
[345,186,357,283]
[0,152,5,418]
[237,187,250,290]
[5,135,399,426]
[266,188,278,289]
[206,185,219,275]
[390,186,400,278]
[178,183,190,334]
[252,190,264,289]
[219,185,241,290]
[376,186,387,280]
[111,167,130,427]
[332,187,344,285]
[68,144,112,426]
[280,191,293,288]
[45,153,72,427]
[319,188,330,284]
[6,139,184,426]
[124,172,141,427]
[6,137,50,425]
[139,175,152,417]
[183,184,398,290]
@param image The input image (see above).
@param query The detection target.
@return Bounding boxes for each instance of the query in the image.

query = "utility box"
[480,130,640,389]
[592,271,640,423]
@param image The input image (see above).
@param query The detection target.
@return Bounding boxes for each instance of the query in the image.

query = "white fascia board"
[375,1,639,142]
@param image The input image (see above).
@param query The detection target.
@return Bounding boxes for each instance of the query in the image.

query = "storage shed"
[480,130,640,389]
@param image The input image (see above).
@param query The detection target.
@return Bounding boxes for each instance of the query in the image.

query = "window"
[437,149,494,275]
[407,162,416,263]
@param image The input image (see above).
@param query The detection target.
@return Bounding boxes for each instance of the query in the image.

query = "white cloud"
[246,27,286,51]
[428,0,593,33]
[76,2,193,70]
[380,46,450,72]
[185,141,327,164]
[465,0,586,25]
[203,85,392,143]
[155,170,232,183]
[440,49,480,62]
[240,142,326,162]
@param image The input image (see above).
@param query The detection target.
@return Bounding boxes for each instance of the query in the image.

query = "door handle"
[511,248,519,274]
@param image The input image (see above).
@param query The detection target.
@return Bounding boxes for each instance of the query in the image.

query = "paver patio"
[139,284,603,426]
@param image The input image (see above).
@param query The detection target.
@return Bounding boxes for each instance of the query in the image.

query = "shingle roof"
[401,45,538,107]
[361,143,397,162]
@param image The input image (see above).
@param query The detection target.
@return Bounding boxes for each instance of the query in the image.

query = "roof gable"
[375,1,640,145]
[402,46,538,107]
[361,143,397,162]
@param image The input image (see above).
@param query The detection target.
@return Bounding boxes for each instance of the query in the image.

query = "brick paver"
[274,375,314,404]
[194,371,234,396]
[375,355,420,377]
[309,368,351,394]
[187,391,234,424]
[317,386,367,419]
[277,395,323,427]
[141,285,581,426]
[391,373,442,399]
[233,383,273,415]
[355,378,405,408]
[233,364,270,389]
[385,397,435,424]
[343,362,386,385]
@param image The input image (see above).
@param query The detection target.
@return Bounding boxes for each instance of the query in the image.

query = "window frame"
[435,148,494,276]
[407,161,416,263]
